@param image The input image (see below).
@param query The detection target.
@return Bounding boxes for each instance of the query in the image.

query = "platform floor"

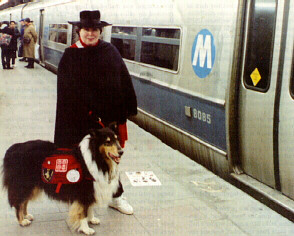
[0,61,293,235]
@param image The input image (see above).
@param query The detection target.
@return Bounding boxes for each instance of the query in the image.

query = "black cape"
[54,40,137,147]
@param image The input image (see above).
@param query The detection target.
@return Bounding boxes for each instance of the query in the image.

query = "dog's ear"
[89,128,107,142]
[108,122,118,134]
[89,129,98,138]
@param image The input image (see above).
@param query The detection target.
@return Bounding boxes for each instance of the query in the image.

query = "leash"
[88,110,105,128]
[97,117,105,128]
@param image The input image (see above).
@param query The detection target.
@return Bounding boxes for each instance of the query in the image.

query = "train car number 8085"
[193,109,211,124]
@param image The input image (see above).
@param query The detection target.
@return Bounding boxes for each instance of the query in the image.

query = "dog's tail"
[2,148,17,190]
[2,145,32,207]
[2,148,22,207]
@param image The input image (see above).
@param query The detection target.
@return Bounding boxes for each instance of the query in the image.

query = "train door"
[38,9,45,64]
[237,0,283,189]
[277,0,294,200]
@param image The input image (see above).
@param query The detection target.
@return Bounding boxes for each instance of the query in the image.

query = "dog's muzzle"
[108,150,123,164]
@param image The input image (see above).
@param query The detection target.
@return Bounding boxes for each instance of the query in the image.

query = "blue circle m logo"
[191,29,216,78]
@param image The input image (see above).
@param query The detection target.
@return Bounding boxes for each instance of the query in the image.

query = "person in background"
[54,10,137,215]
[0,21,14,69]
[18,19,26,62]
[9,21,20,67]
[23,18,37,68]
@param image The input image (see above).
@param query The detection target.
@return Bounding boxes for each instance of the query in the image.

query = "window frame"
[48,23,68,45]
[111,25,182,74]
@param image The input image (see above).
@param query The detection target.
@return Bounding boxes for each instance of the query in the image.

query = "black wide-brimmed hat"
[68,10,111,28]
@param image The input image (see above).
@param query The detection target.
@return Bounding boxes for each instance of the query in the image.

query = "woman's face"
[80,27,100,46]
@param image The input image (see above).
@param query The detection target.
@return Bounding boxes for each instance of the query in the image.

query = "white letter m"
[192,34,212,69]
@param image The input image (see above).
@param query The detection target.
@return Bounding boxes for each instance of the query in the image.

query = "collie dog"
[2,128,123,235]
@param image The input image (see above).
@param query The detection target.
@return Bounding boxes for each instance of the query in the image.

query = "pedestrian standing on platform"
[54,10,137,215]
[23,18,37,68]
[18,19,26,62]
[0,21,14,69]
[9,21,20,67]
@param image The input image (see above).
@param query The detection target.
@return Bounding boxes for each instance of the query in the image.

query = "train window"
[58,24,68,30]
[112,26,136,35]
[111,26,137,60]
[243,0,277,92]
[142,28,180,39]
[111,26,181,71]
[140,27,180,71]
[57,32,67,44]
[111,38,136,60]
[49,24,68,45]
[49,30,58,42]
[140,42,179,70]
[50,24,58,29]
[71,25,79,45]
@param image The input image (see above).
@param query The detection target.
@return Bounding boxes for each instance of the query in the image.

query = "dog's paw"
[78,226,95,235]
[25,214,34,221]
[20,219,32,227]
[89,217,100,225]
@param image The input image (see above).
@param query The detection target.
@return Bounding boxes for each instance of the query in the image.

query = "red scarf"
[70,38,99,48]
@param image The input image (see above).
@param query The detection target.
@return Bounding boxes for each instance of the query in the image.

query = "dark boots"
[2,62,13,69]
[25,58,34,69]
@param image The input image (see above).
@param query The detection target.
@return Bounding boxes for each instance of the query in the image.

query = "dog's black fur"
[2,127,123,235]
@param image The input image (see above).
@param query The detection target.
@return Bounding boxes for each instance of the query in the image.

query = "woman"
[0,21,14,69]
[54,10,137,214]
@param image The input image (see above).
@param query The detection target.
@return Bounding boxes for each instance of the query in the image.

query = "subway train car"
[0,0,293,217]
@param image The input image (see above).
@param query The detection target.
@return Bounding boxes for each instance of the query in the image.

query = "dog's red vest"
[41,149,85,193]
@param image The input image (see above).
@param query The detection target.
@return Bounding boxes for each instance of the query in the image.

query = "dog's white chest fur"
[80,135,119,206]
